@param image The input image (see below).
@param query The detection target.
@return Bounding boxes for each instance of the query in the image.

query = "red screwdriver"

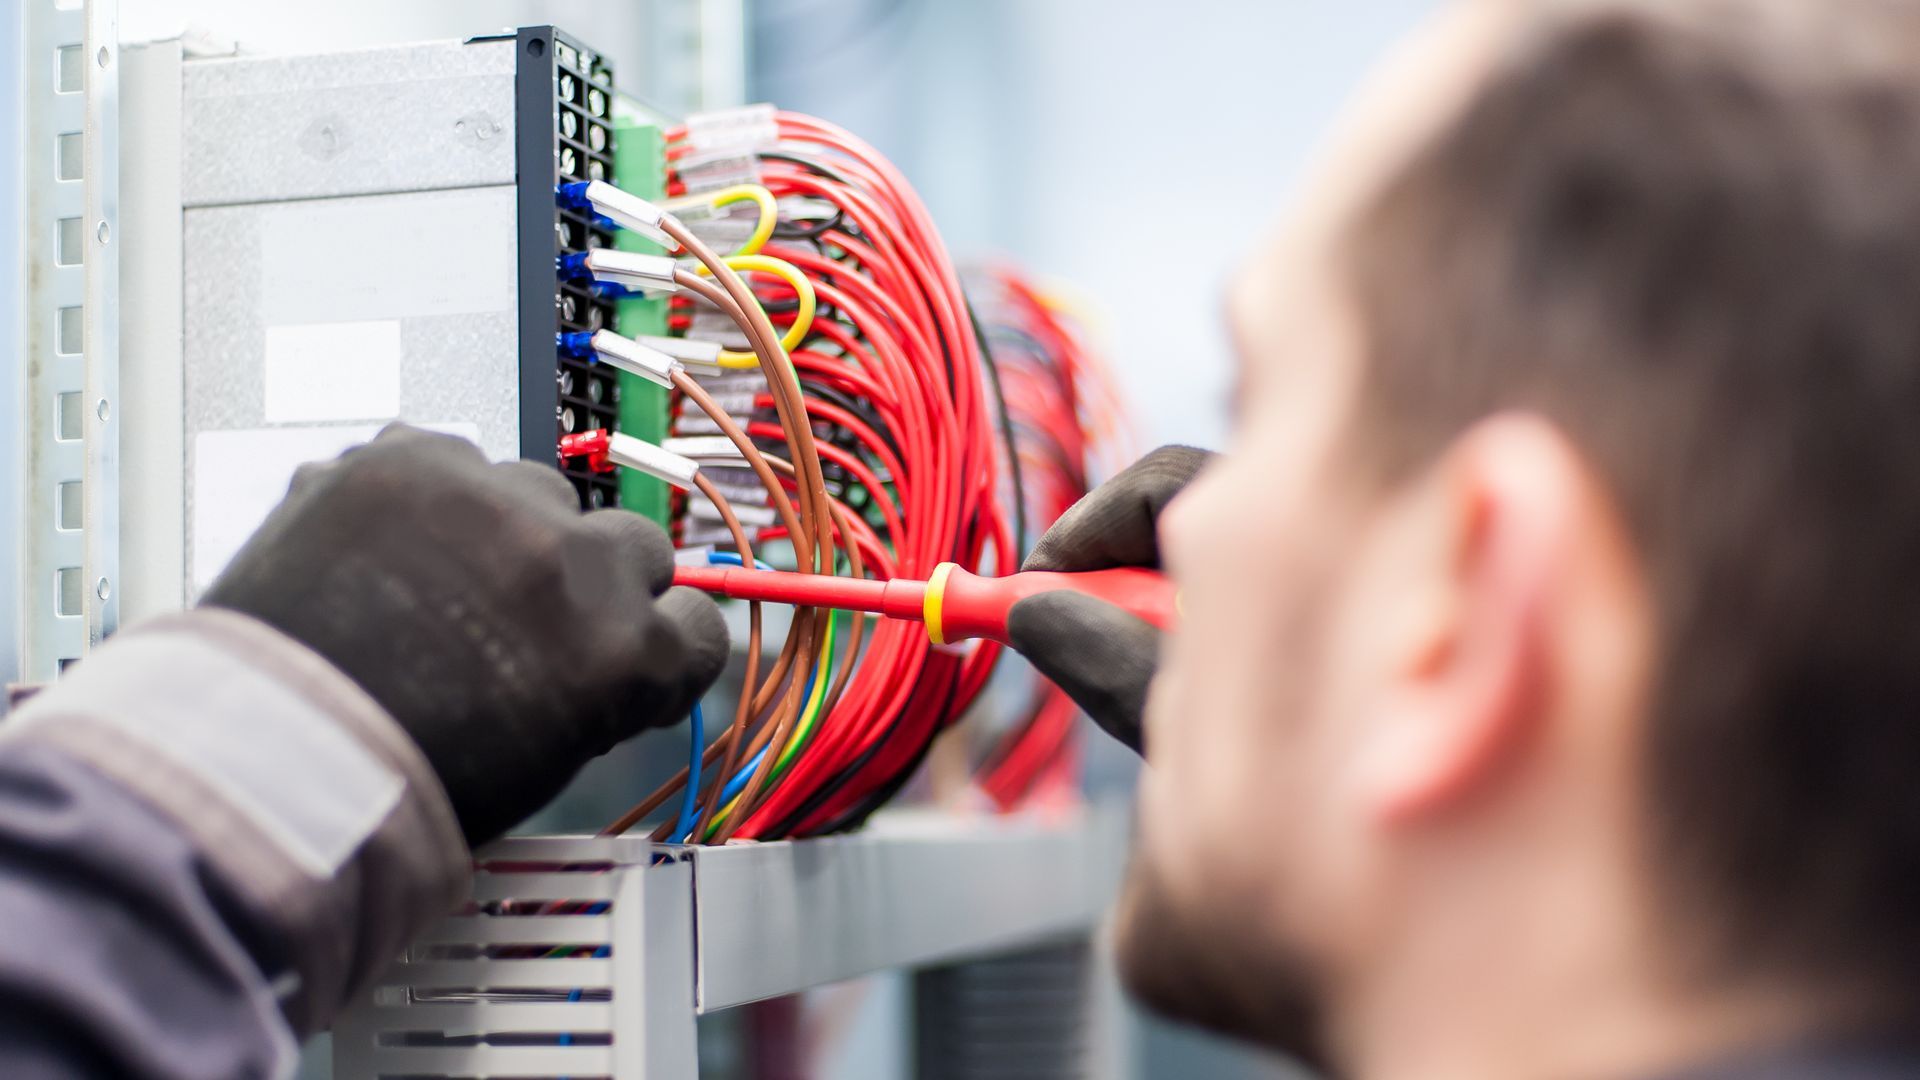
[671,561,1176,645]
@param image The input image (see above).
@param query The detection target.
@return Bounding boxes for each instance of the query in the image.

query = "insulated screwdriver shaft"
[671,562,1175,645]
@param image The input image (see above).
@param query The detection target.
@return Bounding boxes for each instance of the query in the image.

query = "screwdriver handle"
[926,563,1175,644]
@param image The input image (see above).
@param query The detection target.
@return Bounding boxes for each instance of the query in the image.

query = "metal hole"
[56,217,82,266]
[55,132,81,181]
[57,306,81,354]
[55,568,82,617]
[56,392,82,441]
[95,45,109,68]
[95,220,108,244]
[57,481,82,531]
[56,46,82,93]
[95,398,108,422]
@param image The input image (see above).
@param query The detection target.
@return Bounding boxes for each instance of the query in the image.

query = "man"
[1016,0,1920,1075]
[4,0,1918,1076]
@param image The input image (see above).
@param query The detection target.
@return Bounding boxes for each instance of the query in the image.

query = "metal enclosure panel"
[177,40,525,599]
[19,0,88,680]
[691,809,1127,1013]
[331,837,698,1080]
[328,810,1125,1078]
[117,40,185,624]
[179,188,521,594]
[180,39,517,207]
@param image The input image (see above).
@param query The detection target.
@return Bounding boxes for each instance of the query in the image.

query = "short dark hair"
[1343,1,1920,1010]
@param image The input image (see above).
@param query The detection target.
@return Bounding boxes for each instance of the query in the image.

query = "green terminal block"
[612,119,673,528]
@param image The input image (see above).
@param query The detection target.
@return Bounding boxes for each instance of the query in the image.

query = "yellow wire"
[710,185,777,257]
[662,183,777,257]
[697,254,816,369]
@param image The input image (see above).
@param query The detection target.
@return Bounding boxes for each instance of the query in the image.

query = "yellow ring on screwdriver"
[696,254,816,369]
[923,562,957,646]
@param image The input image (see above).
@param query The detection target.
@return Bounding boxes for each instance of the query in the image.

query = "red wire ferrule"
[559,430,615,473]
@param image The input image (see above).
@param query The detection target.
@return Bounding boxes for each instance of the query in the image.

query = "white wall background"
[751,0,1439,455]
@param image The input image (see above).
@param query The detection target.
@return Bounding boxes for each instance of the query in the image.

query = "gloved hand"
[201,425,729,845]
[1007,445,1213,754]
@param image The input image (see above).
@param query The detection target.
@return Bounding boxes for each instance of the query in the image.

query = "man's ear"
[1360,413,1581,823]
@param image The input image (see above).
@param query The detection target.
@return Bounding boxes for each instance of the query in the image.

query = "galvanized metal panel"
[179,185,519,595]
[181,38,517,208]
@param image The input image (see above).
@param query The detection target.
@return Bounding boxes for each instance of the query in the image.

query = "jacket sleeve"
[0,609,471,1079]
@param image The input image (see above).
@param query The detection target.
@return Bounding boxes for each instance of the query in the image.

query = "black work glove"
[1008,445,1213,755]
[201,425,728,845]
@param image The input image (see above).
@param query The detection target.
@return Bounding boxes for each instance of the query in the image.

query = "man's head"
[1126,1,1920,1072]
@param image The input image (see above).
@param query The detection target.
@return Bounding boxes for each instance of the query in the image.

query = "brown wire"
[602,473,762,838]
[716,459,874,830]
[600,221,843,843]
[669,367,820,836]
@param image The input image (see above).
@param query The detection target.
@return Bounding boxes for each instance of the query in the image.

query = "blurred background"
[98,0,1439,1075]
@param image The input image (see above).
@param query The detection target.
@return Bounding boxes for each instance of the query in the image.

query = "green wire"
[698,609,842,840]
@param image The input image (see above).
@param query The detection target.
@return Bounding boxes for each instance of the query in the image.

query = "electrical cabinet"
[119,29,670,617]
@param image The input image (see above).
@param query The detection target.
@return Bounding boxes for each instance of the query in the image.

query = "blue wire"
[687,549,820,832]
[706,550,775,571]
[671,703,705,843]
[708,654,826,812]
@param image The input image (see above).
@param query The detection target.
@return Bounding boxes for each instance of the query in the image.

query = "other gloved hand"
[201,425,728,845]
[1007,445,1213,754]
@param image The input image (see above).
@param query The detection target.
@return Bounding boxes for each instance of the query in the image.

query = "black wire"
[773,212,843,242]
[758,148,860,186]
[760,149,853,241]
[800,375,905,464]
[970,297,1029,562]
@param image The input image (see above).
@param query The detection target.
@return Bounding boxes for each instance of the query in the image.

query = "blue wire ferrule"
[566,329,682,388]
[555,179,676,249]
[557,248,681,295]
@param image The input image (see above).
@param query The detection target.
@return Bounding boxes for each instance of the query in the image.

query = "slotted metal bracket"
[16,0,117,684]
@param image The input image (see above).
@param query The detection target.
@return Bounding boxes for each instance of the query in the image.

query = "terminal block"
[515,27,622,509]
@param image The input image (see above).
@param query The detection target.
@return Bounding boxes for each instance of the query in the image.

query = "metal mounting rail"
[333,806,1128,1079]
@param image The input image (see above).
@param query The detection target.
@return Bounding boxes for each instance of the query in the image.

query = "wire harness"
[557,107,1129,842]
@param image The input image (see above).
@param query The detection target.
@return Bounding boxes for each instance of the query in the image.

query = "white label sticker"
[191,422,482,593]
[263,320,402,424]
